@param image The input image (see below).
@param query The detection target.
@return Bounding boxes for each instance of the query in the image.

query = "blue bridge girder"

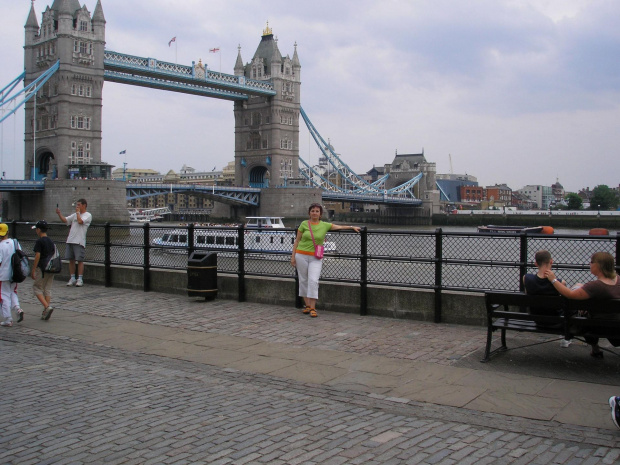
[0,180,45,192]
[103,51,276,100]
[321,190,423,205]
[126,184,261,206]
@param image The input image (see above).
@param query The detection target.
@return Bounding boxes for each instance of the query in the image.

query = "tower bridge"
[1,0,431,221]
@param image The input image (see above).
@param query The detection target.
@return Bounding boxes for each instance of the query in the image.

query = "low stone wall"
[56,262,486,326]
[4,180,129,223]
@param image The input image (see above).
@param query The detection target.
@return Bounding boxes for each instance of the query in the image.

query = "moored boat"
[151,217,337,255]
[477,225,554,234]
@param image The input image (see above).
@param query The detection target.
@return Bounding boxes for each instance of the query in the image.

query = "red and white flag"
[168,37,176,47]
[209,47,220,53]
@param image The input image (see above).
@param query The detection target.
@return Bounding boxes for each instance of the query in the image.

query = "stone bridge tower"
[24,0,107,180]
[233,24,301,187]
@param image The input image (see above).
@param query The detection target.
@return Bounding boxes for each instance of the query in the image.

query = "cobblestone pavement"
[1,285,619,464]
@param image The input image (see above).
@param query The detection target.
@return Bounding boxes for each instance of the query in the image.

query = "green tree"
[589,185,618,210]
[564,193,583,210]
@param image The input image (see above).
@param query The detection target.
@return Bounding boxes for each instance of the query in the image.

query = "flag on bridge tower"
[168,37,176,47]
[210,47,221,74]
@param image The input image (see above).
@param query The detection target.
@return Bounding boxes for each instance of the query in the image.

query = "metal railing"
[10,221,619,322]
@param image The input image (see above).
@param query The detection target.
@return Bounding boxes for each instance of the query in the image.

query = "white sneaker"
[560,339,572,348]
[75,278,83,287]
[1,320,13,327]
[67,277,77,286]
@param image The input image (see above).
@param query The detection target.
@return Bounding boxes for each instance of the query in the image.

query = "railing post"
[237,224,246,302]
[188,223,195,258]
[616,232,620,271]
[143,222,150,292]
[11,220,18,241]
[434,228,443,323]
[360,227,368,316]
[519,232,528,291]
[104,222,111,287]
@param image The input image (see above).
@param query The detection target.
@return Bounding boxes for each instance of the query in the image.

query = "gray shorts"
[65,243,86,262]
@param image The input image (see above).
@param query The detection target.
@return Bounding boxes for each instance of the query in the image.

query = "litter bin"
[187,251,217,300]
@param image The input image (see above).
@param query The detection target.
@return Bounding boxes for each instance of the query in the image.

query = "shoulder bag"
[308,223,324,260]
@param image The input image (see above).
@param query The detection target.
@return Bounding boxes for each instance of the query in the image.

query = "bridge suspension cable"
[0,60,60,124]
[300,106,377,193]
[299,106,423,199]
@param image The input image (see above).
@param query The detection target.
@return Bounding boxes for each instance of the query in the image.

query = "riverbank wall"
[54,263,485,326]
[332,210,620,229]
[433,213,620,230]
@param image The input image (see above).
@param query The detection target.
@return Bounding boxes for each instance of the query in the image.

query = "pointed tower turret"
[292,41,301,81]
[93,0,106,23]
[270,36,282,78]
[25,4,39,31]
[92,0,106,44]
[24,3,40,69]
[234,44,244,76]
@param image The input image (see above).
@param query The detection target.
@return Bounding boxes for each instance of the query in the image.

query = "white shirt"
[65,211,93,247]
[0,238,17,281]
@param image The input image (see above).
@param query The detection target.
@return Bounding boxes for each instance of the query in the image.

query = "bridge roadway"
[0,180,423,206]
[1,283,618,463]
[103,50,277,101]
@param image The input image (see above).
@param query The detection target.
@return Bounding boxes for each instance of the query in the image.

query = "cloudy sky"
[1,0,619,193]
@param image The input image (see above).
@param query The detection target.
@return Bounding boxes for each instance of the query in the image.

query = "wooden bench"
[482,292,567,362]
[482,291,620,362]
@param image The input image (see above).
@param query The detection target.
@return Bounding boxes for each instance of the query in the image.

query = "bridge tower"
[23,0,108,180]
[233,24,301,188]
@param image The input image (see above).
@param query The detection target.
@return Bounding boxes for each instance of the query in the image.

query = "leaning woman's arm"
[330,224,361,232]
[545,270,590,300]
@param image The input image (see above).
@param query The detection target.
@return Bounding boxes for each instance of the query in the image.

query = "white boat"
[129,207,170,223]
[151,217,336,255]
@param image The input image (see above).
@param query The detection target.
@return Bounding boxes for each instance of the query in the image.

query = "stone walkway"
[1,284,619,464]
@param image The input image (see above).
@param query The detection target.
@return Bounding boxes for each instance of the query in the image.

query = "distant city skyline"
[1,0,619,193]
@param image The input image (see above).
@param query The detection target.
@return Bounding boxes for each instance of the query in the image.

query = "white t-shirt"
[65,211,92,247]
[0,238,17,281]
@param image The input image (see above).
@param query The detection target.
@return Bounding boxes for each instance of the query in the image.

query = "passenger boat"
[151,217,337,256]
[129,208,167,223]
[477,225,554,234]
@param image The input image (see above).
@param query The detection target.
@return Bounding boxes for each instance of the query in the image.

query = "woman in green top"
[291,203,361,317]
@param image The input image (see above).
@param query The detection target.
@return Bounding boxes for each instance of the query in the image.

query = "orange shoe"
[309,309,317,318]
[303,306,311,314]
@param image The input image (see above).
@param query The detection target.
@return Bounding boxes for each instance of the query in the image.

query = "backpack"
[11,239,30,283]
[44,244,62,274]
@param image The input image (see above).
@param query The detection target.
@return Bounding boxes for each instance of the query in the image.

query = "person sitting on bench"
[523,250,571,347]
[545,251,620,358]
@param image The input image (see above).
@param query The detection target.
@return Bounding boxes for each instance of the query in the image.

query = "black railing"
[10,221,619,320]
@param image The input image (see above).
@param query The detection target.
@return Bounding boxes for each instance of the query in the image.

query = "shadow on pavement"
[455,336,620,386]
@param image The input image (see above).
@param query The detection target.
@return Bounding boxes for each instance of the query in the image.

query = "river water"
[106,221,617,294]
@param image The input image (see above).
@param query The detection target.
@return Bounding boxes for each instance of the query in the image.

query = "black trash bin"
[187,251,217,300]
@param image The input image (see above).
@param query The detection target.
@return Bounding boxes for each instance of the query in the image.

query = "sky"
[1,0,619,193]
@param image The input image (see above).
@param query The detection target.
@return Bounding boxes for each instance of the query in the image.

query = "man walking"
[56,198,92,287]
[31,220,57,319]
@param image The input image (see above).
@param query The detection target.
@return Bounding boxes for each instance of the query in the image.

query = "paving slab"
[464,389,567,421]
[268,360,349,384]
[387,380,488,408]
[8,284,620,437]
